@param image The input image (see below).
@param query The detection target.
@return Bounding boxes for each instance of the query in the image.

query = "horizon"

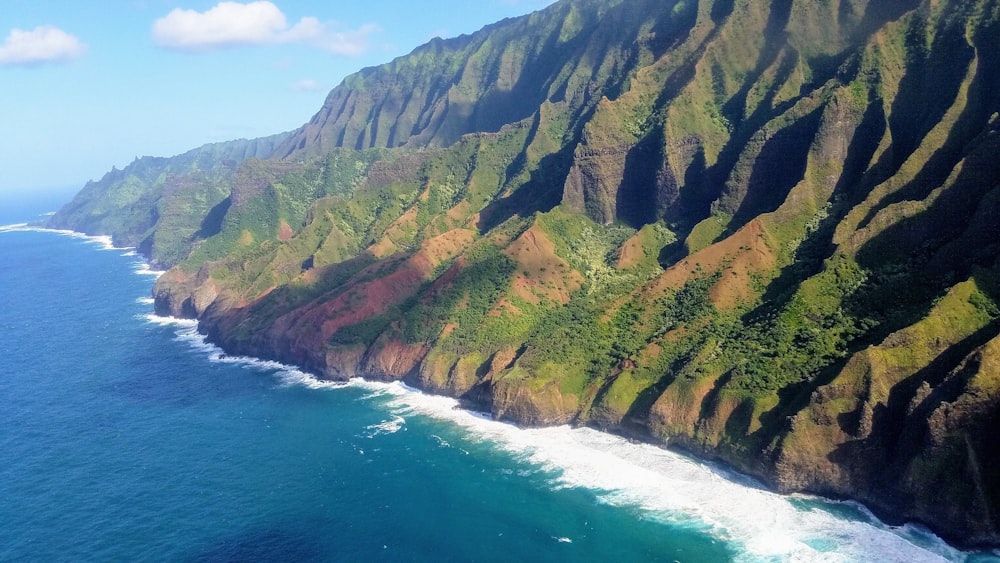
[0,0,555,198]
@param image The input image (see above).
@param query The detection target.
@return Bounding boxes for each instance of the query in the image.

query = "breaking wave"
[103,227,989,563]
[0,225,132,254]
[343,380,977,563]
[141,313,346,391]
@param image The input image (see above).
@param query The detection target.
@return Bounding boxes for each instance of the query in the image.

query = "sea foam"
[344,380,973,563]
[109,229,984,562]
[0,225,132,253]
[132,263,166,277]
[365,415,407,438]
[146,314,982,561]
[142,314,347,391]
[1,226,169,291]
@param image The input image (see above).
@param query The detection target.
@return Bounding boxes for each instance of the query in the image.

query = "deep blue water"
[1,202,995,562]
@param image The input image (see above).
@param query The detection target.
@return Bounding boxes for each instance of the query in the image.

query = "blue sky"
[0,1,555,199]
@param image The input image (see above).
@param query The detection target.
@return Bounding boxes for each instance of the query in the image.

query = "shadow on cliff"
[477,135,574,233]
[791,102,1000,544]
[823,316,1000,542]
[857,1,996,230]
[733,44,1000,439]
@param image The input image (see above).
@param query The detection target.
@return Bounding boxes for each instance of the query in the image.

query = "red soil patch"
[616,230,648,269]
[645,219,776,311]
[252,285,277,303]
[503,224,583,304]
[411,228,477,274]
[446,200,472,223]
[278,220,294,241]
[279,228,477,353]
[368,236,398,258]
[370,207,420,258]
[316,262,427,340]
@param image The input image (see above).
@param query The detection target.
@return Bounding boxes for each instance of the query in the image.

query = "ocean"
[0,200,995,562]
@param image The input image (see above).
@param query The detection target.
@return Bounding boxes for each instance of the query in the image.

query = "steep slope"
[48,133,291,267]
[272,0,695,157]
[56,0,1000,548]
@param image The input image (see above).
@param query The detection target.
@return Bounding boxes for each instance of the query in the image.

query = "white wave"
[365,416,407,438]
[133,264,166,277]
[0,225,126,251]
[146,315,347,391]
[273,367,349,390]
[0,226,165,280]
[132,310,980,561]
[57,230,117,250]
[136,297,155,305]
[37,225,989,560]
[142,313,199,328]
[343,380,970,563]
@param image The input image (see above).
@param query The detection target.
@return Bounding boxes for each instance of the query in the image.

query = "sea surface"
[1,201,997,562]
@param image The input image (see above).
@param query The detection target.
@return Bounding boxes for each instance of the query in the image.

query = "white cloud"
[290,78,322,92]
[152,1,377,55]
[0,25,86,66]
[308,23,379,56]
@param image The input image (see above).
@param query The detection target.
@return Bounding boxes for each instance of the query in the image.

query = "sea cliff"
[54,0,1000,548]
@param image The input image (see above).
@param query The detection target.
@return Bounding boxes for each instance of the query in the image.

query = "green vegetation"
[52,0,1000,547]
[48,133,291,267]
[401,243,517,348]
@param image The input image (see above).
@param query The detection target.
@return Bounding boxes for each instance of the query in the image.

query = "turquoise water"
[0,203,994,562]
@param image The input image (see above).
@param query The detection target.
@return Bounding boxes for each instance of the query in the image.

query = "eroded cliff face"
[48,134,293,268]
[60,0,1000,548]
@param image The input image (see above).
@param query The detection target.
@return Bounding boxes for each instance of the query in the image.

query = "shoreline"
[160,311,985,561]
[183,296,999,554]
[6,224,996,559]
[160,305,991,560]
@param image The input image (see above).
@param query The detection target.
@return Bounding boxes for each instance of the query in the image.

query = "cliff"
[48,133,292,268]
[52,0,1000,548]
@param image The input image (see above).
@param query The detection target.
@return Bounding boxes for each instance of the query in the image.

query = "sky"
[0,0,555,200]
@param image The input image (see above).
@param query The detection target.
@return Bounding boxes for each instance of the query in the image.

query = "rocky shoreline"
[154,285,1000,552]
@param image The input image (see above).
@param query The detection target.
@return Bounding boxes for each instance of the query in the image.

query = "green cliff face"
[52,0,1000,548]
[48,133,292,268]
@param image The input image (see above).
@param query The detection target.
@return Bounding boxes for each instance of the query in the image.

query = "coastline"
[149,292,989,557]
[159,309,985,561]
[4,224,994,559]
[142,231,1000,556]
[170,279,999,554]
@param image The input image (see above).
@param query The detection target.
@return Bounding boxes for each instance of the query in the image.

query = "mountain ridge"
[50,0,1000,548]
[48,132,293,267]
